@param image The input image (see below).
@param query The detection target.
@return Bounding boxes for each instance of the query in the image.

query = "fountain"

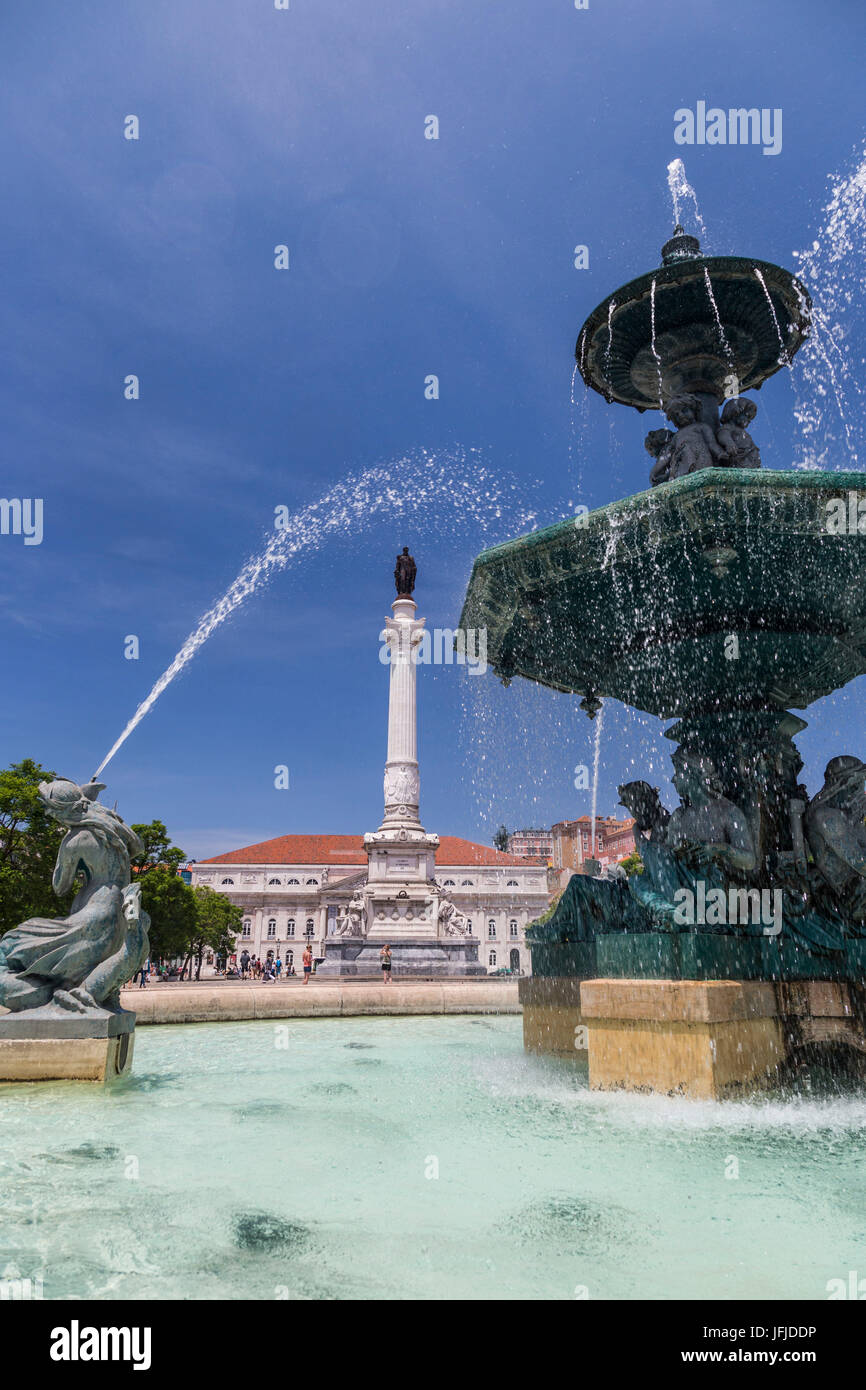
[459,223,866,1098]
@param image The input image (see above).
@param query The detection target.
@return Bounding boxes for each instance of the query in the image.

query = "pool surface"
[1,1015,864,1300]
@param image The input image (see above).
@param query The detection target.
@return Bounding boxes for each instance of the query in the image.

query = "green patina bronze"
[460,228,866,984]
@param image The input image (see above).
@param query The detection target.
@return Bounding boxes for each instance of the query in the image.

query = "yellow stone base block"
[0,1032,134,1083]
[580,978,784,1100]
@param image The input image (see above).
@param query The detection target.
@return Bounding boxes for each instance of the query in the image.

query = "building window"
[221,877,235,885]
[287,950,294,966]
[287,919,295,937]
[506,879,519,887]
[465,920,473,933]
[267,919,276,939]
[443,879,455,887]
[510,920,518,938]
[488,920,496,938]
[305,919,315,937]
[242,920,251,938]
[461,880,474,887]
[488,950,497,966]
[268,877,281,886]
[305,878,319,886]
[287,878,300,885]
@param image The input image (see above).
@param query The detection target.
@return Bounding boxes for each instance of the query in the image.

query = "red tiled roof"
[198,833,534,868]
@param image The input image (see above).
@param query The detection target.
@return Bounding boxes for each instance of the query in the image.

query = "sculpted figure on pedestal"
[394,547,417,597]
[664,395,728,477]
[338,890,367,937]
[666,753,758,874]
[618,780,671,844]
[805,756,866,921]
[0,777,146,1015]
[717,397,761,469]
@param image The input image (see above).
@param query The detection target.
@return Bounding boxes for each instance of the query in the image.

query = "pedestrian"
[302,944,313,984]
[138,961,148,989]
[275,956,282,979]
[380,944,393,984]
[240,949,250,980]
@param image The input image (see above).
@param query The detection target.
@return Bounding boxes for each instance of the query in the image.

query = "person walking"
[240,949,250,980]
[380,944,393,984]
[275,955,282,979]
[302,944,313,984]
[138,961,148,989]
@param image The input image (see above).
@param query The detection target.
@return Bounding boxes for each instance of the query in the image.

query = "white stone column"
[379,595,425,830]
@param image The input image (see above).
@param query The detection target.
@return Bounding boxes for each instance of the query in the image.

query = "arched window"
[242,920,251,939]
[443,879,456,887]
[506,879,519,888]
[488,920,496,938]
[287,878,300,885]
[305,878,319,886]
[268,877,281,886]
[488,950,497,966]
[286,919,295,937]
[221,877,235,886]
[267,919,276,939]
[287,950,294,966]
[305,919,315,936]
[510,919,518,938]
[461,879,474,887]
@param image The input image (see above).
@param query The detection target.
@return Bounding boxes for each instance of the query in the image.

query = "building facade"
[506,828,554,861]
[550,815,637,890]
[189,834,548,974]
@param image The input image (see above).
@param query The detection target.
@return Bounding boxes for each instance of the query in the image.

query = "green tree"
[139,869,198,964]
[492,824,509,853]
[190,886,243,980]
[0,759,76,936]
[618,851,644,877]
[130,820,187,874]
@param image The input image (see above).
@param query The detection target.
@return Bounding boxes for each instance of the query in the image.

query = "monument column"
[379,590,426,831]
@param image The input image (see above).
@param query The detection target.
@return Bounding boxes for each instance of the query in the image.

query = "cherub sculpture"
[717,397,761,469]
[644,428,675,487]
[664,394,727,477]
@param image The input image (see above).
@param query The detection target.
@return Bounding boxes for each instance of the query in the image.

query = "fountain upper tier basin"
[576,238,811,410]
[459,470,866,720]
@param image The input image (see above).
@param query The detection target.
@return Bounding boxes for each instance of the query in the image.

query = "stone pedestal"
[580,978,784,1099]
[0,1010,135,1083]
[320,936,485,977]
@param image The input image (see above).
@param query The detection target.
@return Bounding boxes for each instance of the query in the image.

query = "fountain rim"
[575,253,812,410]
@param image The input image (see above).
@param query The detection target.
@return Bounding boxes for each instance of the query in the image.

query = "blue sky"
[1,0,864,859]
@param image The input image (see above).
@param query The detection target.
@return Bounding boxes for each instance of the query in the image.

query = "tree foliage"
[0,759,75,936]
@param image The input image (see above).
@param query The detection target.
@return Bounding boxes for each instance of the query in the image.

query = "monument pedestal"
[0,1010,136,1083]
[319,936,486,977]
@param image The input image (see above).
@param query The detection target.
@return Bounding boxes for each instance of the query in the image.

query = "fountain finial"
[661,225,702,265]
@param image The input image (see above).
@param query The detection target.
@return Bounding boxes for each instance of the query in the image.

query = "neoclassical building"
[190,834,547,974]
[188,554,550,973]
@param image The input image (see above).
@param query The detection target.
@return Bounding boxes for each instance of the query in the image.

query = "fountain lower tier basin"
[459,469,866,718]
[3,1014,865,1300]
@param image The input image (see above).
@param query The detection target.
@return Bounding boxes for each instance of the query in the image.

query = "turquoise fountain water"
[2,1015,864,1301]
